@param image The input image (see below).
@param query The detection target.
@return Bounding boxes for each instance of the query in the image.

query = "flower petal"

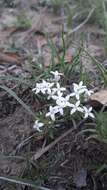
[89,113,95,118]
[76,101,80,107]
[79,81,83,86]
[70,108,76,114]
[51,114,55,121]
[77,107,83,112]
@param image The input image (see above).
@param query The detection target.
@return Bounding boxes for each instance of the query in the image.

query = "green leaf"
[96,112,107,143]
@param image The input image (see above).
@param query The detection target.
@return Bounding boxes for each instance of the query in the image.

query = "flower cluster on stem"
[32,70,94,132]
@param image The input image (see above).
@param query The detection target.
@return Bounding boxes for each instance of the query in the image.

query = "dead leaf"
[64,48,75,63]
[16,12,44,44]
[22,10,63,42]
[36,35,47,48]
[43,47,74,67]
[90,90,107,106]
[43,51,52,67]
[0,13,17,29]
[88,44,103,58]
[44,24,62,37]
[0,52,21,65]
[41,46,57,67]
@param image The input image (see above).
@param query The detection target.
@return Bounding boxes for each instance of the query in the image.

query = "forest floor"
[0,1,107,190]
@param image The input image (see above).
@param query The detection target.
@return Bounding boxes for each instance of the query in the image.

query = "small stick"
[32,120,84,161]
[67,7,95,36]
[33,128,74,161]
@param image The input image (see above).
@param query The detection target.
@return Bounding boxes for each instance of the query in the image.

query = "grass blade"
[0,85,35,118]
[0,74,44,86]
[83,48,107,85]
[0,176,50,190]
[0,75,31,86]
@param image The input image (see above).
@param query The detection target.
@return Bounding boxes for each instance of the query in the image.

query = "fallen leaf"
[42,46,58,67]
[64,48,75,63]
[36,35,47,48]
[0,13,17,29]
[43,47,74,67]
[90,90,107,106]
[21,11,63,43]
[0,52,21,65]
[43,51,52,67]
[88,44,103,58]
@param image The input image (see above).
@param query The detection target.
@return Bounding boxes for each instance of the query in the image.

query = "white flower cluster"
[32,71,94,132]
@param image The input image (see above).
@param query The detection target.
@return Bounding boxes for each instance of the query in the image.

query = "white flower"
[69,91,80,100]
[83,106,94,118]
[70,81,87,100]
[85,89,93,97]
[46,105,64,121]
[56,95,71,108]
[41,80,54,93]
[50,70,63,81]
[46,106,56,121]
[52,82,66,94]
[33,120,44,132]
[70,101,83,115]
[32,83,43,94]
[55,106,64,115]
[52,91,63,100]
[32,80,54,94]
[73,81,86,92]
[47,89,56,100]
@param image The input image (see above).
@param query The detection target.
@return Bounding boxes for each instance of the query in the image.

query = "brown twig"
[67,7,95,37]
[32,120,84,161]
[33,128,74,160]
